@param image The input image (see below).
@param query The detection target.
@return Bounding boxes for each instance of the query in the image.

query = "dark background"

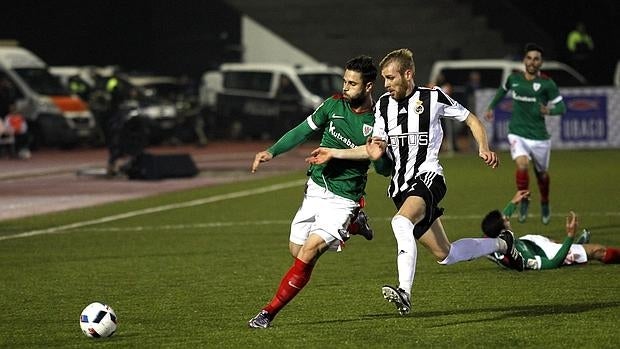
[0,1,242,78]
[0,0,617,84]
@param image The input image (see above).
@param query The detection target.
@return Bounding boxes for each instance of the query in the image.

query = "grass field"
[0,149,619,348]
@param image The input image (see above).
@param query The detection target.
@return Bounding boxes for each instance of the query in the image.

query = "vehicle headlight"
[37,97,61,114]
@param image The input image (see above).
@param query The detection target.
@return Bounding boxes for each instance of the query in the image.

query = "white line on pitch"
[0,179,306,242]
[58,211,620,233]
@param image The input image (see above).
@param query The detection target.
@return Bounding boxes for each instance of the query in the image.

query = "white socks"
[391,215,417,295]
[439,238,502,265]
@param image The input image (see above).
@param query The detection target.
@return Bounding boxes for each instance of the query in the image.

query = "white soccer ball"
[79,302,118,338]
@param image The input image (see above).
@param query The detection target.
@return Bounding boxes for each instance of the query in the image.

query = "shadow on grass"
[297,301,620,327]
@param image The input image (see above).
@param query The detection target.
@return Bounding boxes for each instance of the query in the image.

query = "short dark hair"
[481,210,505,238]
[524,42,544,56]
[345,55,377,85]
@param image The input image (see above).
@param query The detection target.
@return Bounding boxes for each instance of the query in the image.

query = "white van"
[0,46,96,147]
[428,59,587,107]
[200,63,343,139]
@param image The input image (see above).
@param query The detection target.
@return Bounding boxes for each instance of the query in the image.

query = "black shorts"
[392,172,446,240]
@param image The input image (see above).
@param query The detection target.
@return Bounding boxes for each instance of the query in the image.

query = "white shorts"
[290,179,359,251]
[507,134,551,172]
[520,234,588,266]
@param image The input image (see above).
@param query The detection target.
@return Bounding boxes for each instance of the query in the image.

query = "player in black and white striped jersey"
[308,48,524,316]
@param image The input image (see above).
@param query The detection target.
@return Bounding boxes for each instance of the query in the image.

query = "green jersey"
[515,237,573,270]
[499,201,573,270]
[488,72,565,140]
[268,94,374,201]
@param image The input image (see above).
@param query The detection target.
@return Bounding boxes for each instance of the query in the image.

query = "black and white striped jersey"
[372,86,470,197]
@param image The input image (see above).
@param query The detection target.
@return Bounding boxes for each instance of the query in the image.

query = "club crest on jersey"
[362,124,373,137]
[414,100,424,114]
[533,82,541,91]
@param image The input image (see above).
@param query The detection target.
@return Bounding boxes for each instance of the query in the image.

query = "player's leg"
[249,181,356,328]
[584,244,620,264]
[380,195,425,316]
[347,209,374,241]
[391,196,425,294]
[249,234,329,329]
[508,134,532,223]
[345,197,374,241]
[418,219,520,269]
[287,186,319,258]
[530,139,552,224]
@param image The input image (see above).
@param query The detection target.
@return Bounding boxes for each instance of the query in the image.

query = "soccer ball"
[79,302,118,338]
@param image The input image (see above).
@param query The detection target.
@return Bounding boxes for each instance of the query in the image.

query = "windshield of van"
[223,71,273,92]
[14,68,69,95]
[298,73,342,98]
[440,68,504,89]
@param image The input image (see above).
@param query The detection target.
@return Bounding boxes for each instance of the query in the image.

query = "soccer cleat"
[541,203,550,225]
[518,198,529,223]
[576,229,591,244]
[498,229,525,272]
[381,285,411,316]
[248,310,271,329]
[350,210,374,241]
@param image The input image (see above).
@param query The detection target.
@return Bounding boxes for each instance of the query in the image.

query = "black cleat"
[381,285,411,315]
[498,229,525,272]
[248,310,271,329]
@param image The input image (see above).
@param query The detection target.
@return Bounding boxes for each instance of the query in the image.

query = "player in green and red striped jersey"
[485,43,566,225]
[482,190,620,270]
[248,55,389,329]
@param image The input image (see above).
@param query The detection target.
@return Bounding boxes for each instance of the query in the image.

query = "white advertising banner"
[475,87,620,150]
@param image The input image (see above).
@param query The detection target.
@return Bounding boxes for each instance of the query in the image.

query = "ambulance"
[0,46,96,147]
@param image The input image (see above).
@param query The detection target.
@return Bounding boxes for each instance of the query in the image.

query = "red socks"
[348,221,360,235]
[536,172,550,204]
[602,247,620,264]
[263,258,314,317]
[517,169,550,204]
[516,169,529,191]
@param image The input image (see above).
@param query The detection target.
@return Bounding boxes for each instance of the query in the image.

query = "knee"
[297,238,327,264]
[590,244,607,260]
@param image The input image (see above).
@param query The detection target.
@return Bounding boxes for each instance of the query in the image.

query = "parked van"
[428,59,587,107]
[0,46,96,147]
[200,63,343,139]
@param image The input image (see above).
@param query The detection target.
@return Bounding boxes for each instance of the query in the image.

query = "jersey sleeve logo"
[533,82,541,92]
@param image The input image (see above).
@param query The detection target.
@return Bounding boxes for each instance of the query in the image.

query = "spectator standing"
[103,71,132,176]
[566,22,594,78]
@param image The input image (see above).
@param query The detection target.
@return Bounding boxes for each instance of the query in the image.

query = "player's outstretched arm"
[251,151,273,173]
[306,145,371,165]
[465,112,498,168]
[511,190,530,204]
[566,211,578,238]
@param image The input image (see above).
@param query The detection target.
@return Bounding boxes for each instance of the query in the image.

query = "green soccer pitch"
[1,149,618,348]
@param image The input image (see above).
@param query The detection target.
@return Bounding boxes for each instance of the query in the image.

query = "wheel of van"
[29,120,45,150]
